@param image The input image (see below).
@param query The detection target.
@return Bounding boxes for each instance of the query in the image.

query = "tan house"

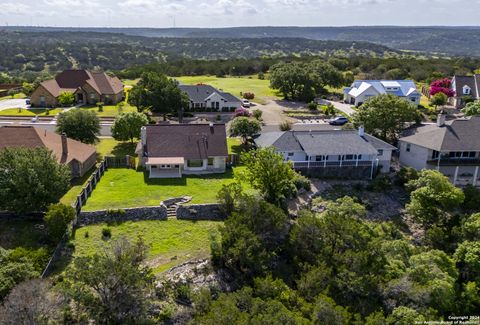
[30,70,124,107]
[0,125,97,178]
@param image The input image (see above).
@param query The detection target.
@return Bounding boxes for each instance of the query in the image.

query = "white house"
[136,123,228,178]
[449,75,480,108]
[179,84,242,112]
[399,115,480,186]
[255,129,396,179]
[344,80,421,106]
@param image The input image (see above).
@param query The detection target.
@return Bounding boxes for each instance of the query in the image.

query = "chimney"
[437,113,446,127]
[61,133,68,156]
[358,126,365,137]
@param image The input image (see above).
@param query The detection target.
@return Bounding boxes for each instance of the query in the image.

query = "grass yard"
[122,79,139,86]
[82,166,247,211]
[81,103,137,117]
[71,219,221,274]
[0,92,26,100]
[176,75,278,105]
[227,137,245,155]
[0,107,64,116]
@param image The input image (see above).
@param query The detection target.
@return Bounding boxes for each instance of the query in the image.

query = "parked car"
[329,116,348,125]
[241,99,251,108]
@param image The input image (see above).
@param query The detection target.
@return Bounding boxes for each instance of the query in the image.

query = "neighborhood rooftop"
[344,80,419,97]
[179,84,240,103]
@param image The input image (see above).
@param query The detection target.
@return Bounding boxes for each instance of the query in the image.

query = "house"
[449,75,480,108]
[179,84,241,112]
[399,115,480,186]
[254,128,396,179]
[30,70,124,107]
[137,123,228,178]
[0,125,97,178]
[344,80,421,106]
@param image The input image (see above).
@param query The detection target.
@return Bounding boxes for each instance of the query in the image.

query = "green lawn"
[227,137,245,155]
[81,103,137,117]
[122,79,139,86]
[0,92,26,100]
[176,75,278,105]
[71,219,221,274]
[82,166,246,211]
[0,108,64,116]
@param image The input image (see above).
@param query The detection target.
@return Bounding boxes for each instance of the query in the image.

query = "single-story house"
[254,128,396,179]
[179,84,241,112]
[344,80,421,106]
[399,115,480,186]
[449,75,480,108]
[30,70,124,107]
[137,123,228,178]
[0,125,97,178]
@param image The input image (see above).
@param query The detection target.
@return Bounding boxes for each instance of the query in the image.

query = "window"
[287,152,294,157]
[208,158,214,166]
[187,160,203,168]
[463,86,471,95]
[316,155,325,162]
[410,97,417,102]
[345,154,354,160]
[432,150,439,160]
[406,144,411,152]
[40,96,45,103]
[90,93,96,99]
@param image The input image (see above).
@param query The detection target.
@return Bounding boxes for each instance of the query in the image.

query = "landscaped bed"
[71,219,221,274]
[81,166,247,211]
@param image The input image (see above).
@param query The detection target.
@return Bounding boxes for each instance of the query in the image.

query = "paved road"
[0,98,29,110]
[326,100,356,117]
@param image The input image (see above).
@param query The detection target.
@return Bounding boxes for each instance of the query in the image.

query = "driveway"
[0,98,29,111]
[326,100,356,117]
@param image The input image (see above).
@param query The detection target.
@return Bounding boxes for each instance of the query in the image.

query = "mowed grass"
[176,75,278,104]
[0,92,26,100]
[0,108,64,116]
[81,103,137,117]
[72,219,221,274]
[82,166,247,211]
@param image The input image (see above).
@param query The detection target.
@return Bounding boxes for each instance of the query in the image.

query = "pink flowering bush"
[429,78,455,97]
[235,107,251,117]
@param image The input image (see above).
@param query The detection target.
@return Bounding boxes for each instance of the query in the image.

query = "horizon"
[3,25,480,29]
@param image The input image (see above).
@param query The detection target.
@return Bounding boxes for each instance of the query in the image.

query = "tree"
[111,112,149,143]
[429,92,448,110]
[429,78,455,97]
[63,237,154,323]
[0,148,70,214]
[454,241,480,283]
[406,170,464,229]
[229,117,261,144]
[58,91,75,106]
[270,62,315,102]
[241,147,299,207]
[22,82,35,96]
[462,100,480,116]
[128,72,189,121]
[0,248,39,300]
[56,109,100,144]
[352,94,420,143]
[386,307,426,325]
[7,88,19,98]
[44,203,76,243]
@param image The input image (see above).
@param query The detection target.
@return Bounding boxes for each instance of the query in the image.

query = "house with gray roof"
[449,75,480,108]
[344,80,421,106]
[255,129,395,179]
[179,84,241,112]
[399,115,480,186]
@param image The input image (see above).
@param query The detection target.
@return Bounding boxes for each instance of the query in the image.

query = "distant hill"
[3,26,480,56]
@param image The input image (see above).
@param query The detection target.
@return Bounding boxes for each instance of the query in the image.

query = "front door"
[77,93,84,104]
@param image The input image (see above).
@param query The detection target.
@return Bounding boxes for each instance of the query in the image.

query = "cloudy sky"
[0,0,479,27]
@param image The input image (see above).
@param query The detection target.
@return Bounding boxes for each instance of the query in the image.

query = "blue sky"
[0,0,479,27]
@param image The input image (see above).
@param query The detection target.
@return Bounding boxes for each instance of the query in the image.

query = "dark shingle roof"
[144,124,228,160]
[400,116,480,151]
[179,85,240,103]
[453,75,480,98]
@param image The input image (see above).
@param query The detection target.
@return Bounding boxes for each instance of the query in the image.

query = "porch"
[146,157,184,179]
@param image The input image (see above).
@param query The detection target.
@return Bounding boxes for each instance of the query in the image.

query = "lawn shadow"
[142,167,237,186]
[111,142,137,157]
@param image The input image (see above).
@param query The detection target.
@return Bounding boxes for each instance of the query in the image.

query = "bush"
[175,283,192,304]
[394,167,419,187]
[294,174,311,192]
[367,174,392,192]
[252,109,263,121]
[280,121,292,131]
[217,182,243,216]
[96,101,104,112]
[307,102,318,111]
[102,227,112,239]
[44,203,76,242]
[234,107,251,117]
[323,103,336,117]
[462,185,480,211]
[258,72,265,80]
[58,91,75,106]
[243,92,255,100]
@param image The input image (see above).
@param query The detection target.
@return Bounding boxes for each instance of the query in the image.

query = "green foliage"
[128,72,189,120]
[56,109,100,144]
[62,237,154,323]
[0,147,70,214]
[454,241,480,283]
[461,100,480,116]
[307,102,318,111]
[323,103,336,117]
[367,174,392,192]
[111,112,149,143]
[252,109,263,121]
[0,247,39,300]
[217,182,243,216]
[462,185,480,211]
[429,92,448,109]
[394,167,419,187]
[44,203,75,243]
[229,117,261,144]
[241,147,299,208]
[461,213,480,241]
[96,101,104,112]
[101,227,112,239]
[387,307,426,325]
[58,91,75,106]
[280,121,292,131]
[312,295,353,325]
[22,82,35,96]
[406,170,465,228]
[352,94,419,143]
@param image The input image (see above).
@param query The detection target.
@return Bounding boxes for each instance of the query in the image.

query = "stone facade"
[78,206,168,226]
[30,85,58,107]
[176,204,226,221]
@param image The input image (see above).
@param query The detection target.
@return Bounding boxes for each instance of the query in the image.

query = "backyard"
[70,219,221,274]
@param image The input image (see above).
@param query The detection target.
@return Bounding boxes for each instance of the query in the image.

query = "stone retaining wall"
[176,204,226,221]
[78,205,168,226]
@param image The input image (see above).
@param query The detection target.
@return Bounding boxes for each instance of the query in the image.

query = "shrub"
[323,103,336,117]
[216,114,222,121]
[307,102,318,111]
[217,182,243,216]
[394,167,419,187]
[44,203,76,242]
[252,109,263,121]
[462,185,480,211]
[96,101,104,112]
[84,231,89,238]
[243,92,255,100]
[234,107,251,117]
[175,283,192,304]
[102,227,112,239]
[367,174,392,192]
[280,121,292,131]
[258,72,265,80]
[58,91,75,106]
[294,174,311,192]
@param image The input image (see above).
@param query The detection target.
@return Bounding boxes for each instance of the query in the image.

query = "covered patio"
[146,157,185,178]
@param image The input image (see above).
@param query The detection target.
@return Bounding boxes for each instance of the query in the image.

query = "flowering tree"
[429,78,455,97]
[234,107,251,117]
